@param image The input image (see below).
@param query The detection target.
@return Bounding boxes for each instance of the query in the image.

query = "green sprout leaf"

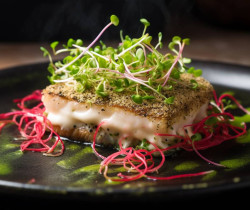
[187,67,203,77]
[50,41,59,54]
[182,57,191,64]
[99,40,107,50]
[96,83,108,97]
[76,39,83,46]
[168,41,178,53]
[97,91,109,97]
[158,32,162,42]
[143,36,152,45]
[67,38,75,48]
[191,133,202,141]
[183,38,190,45]
[136,139,150,150]
[158,32,163,48]
[114,88,125,93]
[193,69,202,77]
[165,85,173,91]
[190,79,198,89]
[40,47,49,57]
[136,48,145,63]
[140,18,150,27]
[157,85,162,93]
[131,95,143,104]
[110,15,119,26]
[172,36,181,42]
[164,96,175,104]
[140,18,150,35]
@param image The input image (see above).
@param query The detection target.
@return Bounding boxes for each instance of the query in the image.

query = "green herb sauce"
[57,146,93,169]
[236,129,250,144]
[220,158,250,169]
[0,162,12,175]
[72,164,100,175]
[174,161,200,171]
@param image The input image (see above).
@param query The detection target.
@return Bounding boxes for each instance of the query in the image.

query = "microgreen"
[140,18,150,35]
[110,15,119,26]
[131,94,143,104]
[40,47,49,57]
[135,139,150,150]
[50,41,59,54]
[191,133,202,141]
[164,96,175,104]
[42,15,196,105]
[155,32,163,49]
[190,79,198,89]
[187,67,203,77]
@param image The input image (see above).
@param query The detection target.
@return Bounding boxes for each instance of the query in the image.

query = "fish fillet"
[42,73,214,149]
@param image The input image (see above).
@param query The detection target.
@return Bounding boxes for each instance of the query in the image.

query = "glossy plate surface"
[0,61,250,203]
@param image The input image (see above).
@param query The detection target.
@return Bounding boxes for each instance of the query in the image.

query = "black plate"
[0,61,250,206]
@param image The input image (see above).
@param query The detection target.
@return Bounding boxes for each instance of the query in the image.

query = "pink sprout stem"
[56,22,113,73]
[162,42,185,87]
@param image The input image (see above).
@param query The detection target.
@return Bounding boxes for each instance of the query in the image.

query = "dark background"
[1,0,250,42]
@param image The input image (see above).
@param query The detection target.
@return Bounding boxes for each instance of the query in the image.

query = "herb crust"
[43,73,213,128]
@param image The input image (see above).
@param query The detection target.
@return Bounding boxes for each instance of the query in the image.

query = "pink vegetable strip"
[0,90,64,156]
